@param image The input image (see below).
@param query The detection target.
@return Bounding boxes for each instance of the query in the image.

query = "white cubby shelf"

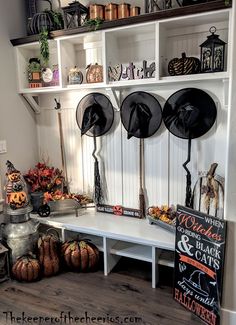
[14,8,230,96]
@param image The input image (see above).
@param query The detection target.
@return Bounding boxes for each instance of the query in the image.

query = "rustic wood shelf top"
[11,0,230,46]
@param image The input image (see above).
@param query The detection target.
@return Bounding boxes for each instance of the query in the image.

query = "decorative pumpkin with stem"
[168,52,201,76]
[61,240,99,272]
[12,255,41,282]
[86,63,103,83]
[38,231,60,277]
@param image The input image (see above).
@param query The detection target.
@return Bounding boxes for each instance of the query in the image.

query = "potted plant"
[24,162,64,212]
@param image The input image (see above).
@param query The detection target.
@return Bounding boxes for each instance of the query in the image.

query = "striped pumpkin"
[12,256,40,282]
[168,53,201,76]
[61,240,99,272]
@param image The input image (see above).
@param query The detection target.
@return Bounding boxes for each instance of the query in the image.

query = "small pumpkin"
[12,256,40,282]
[86,63,103,83]
[61,240,99,272]
[168,52,201,76]
[38,234,60,277]
[9,191,28,209]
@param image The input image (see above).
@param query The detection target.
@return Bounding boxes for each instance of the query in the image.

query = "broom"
[54,98,69,194]
[139,138,145,218]
[92,135,103,205]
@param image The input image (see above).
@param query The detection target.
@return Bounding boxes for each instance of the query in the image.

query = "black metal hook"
[54,98,61,110]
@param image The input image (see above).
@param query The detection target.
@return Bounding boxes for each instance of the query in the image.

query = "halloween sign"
[174,205,226,325]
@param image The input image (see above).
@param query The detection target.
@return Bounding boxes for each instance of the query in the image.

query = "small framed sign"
[174,205,226,325]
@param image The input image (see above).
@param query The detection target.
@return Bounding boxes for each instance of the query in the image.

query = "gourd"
[12,256,40,282]
[38,234,60,277]
[168,52,201,76]
[61,240,99,272]
[86,63,103,83]
[9,191,27,209]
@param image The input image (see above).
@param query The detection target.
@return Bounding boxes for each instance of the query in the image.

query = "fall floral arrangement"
[24,162,64,193]
[24,162,93,207]
[148,205,176,225]
[43,190,93,205]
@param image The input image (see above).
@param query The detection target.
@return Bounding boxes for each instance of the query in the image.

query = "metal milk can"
[1,213,39,264]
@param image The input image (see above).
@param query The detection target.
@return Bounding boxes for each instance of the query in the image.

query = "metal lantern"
[200,26,226,73]
[145,0,172,12]
[0,243,10,282]
[62,1,88,29]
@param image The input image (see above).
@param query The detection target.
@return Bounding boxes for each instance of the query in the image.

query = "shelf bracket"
[21,94,40,114]
[105,87,120,111]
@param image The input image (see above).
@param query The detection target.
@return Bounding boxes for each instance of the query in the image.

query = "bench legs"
[152,247,161,288]
[103,237,121,276]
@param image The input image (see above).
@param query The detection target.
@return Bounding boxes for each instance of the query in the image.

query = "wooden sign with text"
[174,205,226,325]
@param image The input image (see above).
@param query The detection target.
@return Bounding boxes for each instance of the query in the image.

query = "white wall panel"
[36,80,227,209]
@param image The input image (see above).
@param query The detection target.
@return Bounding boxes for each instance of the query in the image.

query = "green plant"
[39,30,50,67]
[85,18,104,31]
[38,3,64,68]
[45,9,64,30]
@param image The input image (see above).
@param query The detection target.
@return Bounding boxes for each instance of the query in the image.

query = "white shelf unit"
[105,23,157,84]
[58,31,105,88]
[14,8,231,94]
[16,40,60,93]
[108,239,152,262]
[158,9,230,78]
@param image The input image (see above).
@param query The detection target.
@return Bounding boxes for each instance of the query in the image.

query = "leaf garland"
[39,30,50,67]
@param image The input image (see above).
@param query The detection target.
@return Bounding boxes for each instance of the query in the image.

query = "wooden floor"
[0,258,201,325]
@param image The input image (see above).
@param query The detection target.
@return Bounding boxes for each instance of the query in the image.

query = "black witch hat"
[163,88,217,139]
[76,93,114,137]
[120,91,162,139]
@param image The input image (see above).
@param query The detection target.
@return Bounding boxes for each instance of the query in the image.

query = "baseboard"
[222,308,236,325]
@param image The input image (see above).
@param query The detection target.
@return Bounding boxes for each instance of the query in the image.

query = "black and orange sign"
[174,205,227,325]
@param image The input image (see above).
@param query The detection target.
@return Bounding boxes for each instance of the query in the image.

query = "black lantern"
[144,0,173,12]
[0,243,10,282]
[200,26,226,73]
[62,1,88,29]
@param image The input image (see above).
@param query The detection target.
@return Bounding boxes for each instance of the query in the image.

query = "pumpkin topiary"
[38,233,60,277]
[61,240,99,272]
[12,255,40,282]
[168,52,201,76]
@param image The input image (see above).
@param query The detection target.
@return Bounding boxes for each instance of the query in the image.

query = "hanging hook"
[54,98,61,110]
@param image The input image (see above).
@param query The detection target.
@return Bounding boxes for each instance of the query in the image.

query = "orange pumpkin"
[61,240,99,272]
[12,256,40,282]
[38,234,60,277]
[86,64,103,83]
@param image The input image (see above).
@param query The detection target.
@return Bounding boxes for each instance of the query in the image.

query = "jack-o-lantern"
[7,172,21,183]
[9,191,27,209]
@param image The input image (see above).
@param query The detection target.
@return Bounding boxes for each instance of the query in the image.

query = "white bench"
[31,208,175,288]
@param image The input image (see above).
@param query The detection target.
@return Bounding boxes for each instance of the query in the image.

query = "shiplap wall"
[37,79,227,209]
[36,13,229,209]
